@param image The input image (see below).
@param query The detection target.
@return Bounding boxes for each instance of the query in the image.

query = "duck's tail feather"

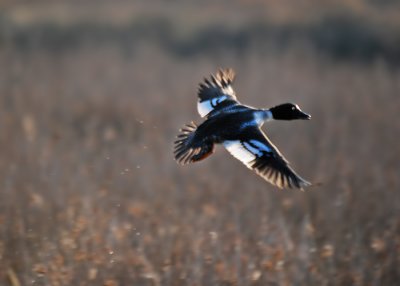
[174,122,214,165]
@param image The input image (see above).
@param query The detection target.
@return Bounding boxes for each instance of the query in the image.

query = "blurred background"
[1,0,399,285]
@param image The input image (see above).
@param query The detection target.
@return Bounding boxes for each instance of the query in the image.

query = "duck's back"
[196,107,257,142]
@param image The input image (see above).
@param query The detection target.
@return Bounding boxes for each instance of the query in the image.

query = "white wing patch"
[197,96,228,117]
[224,139,272,168]
[223,140,257,167]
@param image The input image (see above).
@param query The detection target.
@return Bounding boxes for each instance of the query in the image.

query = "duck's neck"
[254,109,273,126]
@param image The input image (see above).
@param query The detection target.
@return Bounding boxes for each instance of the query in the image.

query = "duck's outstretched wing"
[223,127,311,189]
[197,68,240,118]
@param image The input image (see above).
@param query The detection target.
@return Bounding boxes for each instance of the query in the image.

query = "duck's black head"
[270,103,311,120]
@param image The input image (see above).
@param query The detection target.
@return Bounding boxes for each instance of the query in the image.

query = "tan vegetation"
[0,1,399,285]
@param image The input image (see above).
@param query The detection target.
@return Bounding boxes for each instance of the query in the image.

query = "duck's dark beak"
[299,111,311,120]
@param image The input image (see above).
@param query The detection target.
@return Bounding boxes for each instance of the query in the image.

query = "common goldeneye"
[174,69,311,189]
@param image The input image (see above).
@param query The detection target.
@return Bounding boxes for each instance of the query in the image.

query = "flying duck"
[174,68,311,189]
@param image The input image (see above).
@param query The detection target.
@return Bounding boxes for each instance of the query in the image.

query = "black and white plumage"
[174,68,312,189]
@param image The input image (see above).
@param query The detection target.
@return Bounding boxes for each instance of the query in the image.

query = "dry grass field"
[0,1,400,285]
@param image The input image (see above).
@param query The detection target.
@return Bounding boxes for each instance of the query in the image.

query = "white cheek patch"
[223,140,256,166]
[197,96,228,117]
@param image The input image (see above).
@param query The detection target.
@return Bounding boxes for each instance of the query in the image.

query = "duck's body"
[195,108,264,141]
[174,69,311,189]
